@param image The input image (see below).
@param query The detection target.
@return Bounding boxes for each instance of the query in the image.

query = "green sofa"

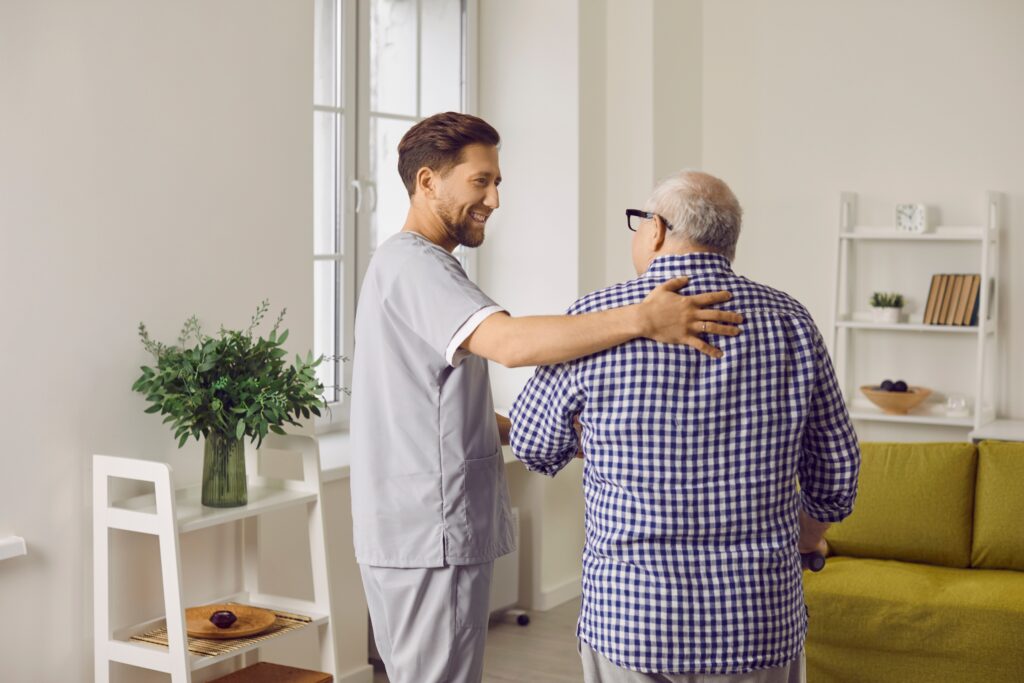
[803,441,1024,683]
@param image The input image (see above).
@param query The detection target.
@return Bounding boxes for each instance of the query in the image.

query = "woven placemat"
[130,604,313,657]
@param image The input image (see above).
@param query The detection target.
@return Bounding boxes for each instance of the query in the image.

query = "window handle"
[366,181,378,212]
[351,179,363,213]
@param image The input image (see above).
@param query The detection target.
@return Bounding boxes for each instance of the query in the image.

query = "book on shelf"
[953,275,975,325]
[923,273,983,326]
[961,275,982,326]
[945,275,966,325]
[937,274,954,323]
[923,274,941,325]
[933,274,946,325]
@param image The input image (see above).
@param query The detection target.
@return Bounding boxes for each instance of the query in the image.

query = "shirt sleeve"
[381,242,503,368]
[509,362,584,477]
[447,305,505,367]
[798,330,861,523]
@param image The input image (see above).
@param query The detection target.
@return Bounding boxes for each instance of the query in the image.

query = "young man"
[349,114,743,683]
[511,171,859,683]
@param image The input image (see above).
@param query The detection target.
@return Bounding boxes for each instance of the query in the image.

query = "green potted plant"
[132,301,326,507]
[869,291,904,324]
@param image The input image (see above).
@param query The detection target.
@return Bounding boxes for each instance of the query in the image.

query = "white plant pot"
[872,307,901,324]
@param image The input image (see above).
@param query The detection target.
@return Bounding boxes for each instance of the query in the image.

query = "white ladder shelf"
[830,191,1003,431]
[93,434,338,682]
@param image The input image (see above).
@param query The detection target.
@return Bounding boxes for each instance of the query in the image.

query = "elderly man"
[350,115,745,683]
[510,171,860,683]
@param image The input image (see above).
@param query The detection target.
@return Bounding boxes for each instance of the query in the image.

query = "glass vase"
[201,432,247,507]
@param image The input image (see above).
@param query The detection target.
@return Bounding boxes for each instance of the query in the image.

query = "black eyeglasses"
[626,209,673,232]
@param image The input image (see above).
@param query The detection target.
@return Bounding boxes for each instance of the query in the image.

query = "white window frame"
[316,0,479,435]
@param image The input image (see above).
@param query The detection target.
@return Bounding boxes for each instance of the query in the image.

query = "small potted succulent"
[132,301,326,507]
[869,292,904,324]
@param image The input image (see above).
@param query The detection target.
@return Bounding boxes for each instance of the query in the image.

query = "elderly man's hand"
[639,276,743,357]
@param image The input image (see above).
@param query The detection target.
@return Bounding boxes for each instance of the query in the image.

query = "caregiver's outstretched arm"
[464,275,743,368]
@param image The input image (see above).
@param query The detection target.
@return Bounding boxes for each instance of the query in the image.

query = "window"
[314,0,474,429]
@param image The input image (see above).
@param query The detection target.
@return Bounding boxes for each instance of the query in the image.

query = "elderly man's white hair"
[643,170,742,261]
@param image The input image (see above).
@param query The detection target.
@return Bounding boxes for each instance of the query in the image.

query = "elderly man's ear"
[649,215,669,251]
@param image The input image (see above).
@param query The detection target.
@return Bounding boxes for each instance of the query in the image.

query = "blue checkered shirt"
[510,252,859,675]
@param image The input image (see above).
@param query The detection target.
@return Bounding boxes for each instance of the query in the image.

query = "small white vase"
[872,307,901,324]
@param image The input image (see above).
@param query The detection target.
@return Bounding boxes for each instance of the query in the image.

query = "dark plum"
[891,380,908,393]
[880,379,894,391]
[210,610,237,629]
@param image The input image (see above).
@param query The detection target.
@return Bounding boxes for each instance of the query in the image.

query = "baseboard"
[535,574,582,611]
[334,663,375,683]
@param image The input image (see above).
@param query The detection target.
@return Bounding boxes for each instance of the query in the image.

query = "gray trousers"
[580,640,806,683]
[360,562,494,683]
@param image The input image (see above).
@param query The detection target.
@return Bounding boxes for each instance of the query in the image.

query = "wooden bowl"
[185,604,276,639]
[860,386,932,415]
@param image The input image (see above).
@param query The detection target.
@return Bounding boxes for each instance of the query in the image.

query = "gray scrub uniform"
[350,232,516,682]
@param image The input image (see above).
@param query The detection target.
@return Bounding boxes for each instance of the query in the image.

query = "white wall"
[478,0,587,609]
[603,0,703,286]
[0,1,316,680]
[475,0,1024,613]
[701,0,1024,438]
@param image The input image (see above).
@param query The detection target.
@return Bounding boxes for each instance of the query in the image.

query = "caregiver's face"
[433,143,501,248]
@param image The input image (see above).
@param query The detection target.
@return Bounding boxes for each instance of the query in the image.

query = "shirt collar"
[642,252,733,279]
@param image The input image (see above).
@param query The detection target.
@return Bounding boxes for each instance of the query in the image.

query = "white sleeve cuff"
[446,305,505,367]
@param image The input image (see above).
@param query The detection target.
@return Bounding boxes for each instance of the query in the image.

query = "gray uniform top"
[350,232,516,568]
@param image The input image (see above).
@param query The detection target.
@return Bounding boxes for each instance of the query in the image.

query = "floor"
[372,597,583,682]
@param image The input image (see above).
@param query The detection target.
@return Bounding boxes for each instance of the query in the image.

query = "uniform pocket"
[463,449,503,545]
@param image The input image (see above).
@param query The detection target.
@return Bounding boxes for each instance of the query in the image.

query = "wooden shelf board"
[113,484,318,534]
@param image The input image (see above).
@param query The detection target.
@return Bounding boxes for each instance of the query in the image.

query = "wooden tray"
[185,604,276,639]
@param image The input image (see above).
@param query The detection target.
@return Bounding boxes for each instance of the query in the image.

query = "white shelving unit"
[969,419,1024,443]
[0,535,27,561]
[93,434,338,683]
[831,192,1004,432]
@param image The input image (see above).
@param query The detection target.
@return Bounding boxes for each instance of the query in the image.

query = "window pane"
[314,260,340,403]
[314,0,338,107]
[420,0,462,115]
[314,111,339,254]
[371,0,418,116]
[371,116,414,247]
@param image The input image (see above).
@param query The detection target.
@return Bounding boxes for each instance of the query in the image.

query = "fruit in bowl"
[210,610,238,629]
[861,380,931,414]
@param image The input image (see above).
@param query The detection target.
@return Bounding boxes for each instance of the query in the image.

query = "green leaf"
[177,433,189,448]
[136,304,351,443]
[270,424,286,435]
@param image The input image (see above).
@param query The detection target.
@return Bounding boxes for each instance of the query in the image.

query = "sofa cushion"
[825,442,976,567]
[804,556,1024,683]
[972,440,1024,571]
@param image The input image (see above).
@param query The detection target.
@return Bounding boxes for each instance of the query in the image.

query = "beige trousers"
[580,640,806,683]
